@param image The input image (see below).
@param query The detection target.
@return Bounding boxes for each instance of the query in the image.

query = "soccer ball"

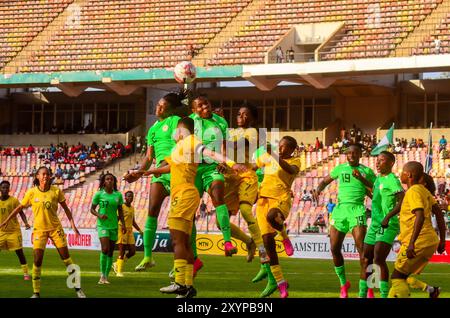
[174,61,196,84]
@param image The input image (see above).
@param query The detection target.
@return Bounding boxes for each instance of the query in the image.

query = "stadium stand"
[0,0,74,70]
[19,0,252,72]
[413,12,450,55]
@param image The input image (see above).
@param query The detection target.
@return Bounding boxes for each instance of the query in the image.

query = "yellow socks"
[240,203,263,247]
[117,258,125,273]
[174,259,187,286]
[32,265,42,294]
[388,279,410,298]
[185,264,194,287]
[63,257,73,267]
[406,276,428,291]
[270,265,285,284]
[230,223,252,244]
[21,264,29,275]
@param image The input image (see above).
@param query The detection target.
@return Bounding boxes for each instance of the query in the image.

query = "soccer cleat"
[340,281,351,298]
[367,288,375,298]
[103,278,110,285]
[176,286,197,298]
[76,289,87,298]
[30,293,40,298]
[193,258,204,278]
[24,274,31,281]
[282,238,294,256]
[116,272,124,278]
[252,264,268,283]
[429,287,441,298]
[224,241,238,257]
[246,240,257,263]
[278,281,289,298]
[160,282,187,295]
[112,262,118,274]
[260,280,278,298]
[135,257,156,272]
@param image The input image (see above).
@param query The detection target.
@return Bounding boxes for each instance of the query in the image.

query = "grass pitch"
[0,248,449,298]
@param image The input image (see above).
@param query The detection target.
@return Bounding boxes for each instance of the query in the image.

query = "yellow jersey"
[256,153,301,201]
[21,186,65,231]
[119,204,135,229]
[0,196,20,233]
[165,135,203,190]
[229,127,258,144]
[398,184,439,249]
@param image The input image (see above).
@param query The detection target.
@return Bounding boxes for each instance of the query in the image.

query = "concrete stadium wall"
[377,128,450,142]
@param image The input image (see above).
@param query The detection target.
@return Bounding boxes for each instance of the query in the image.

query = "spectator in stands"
[446,164,450,178]
[417,138,425,148]
[434,38,441,54]
[315,137,321,151]
[105,142,112,150]
[314,214,326,233]
[62,169,70,180]
[439,135,447,152]
[276,46,283,63]
[438,182,446,197]
[199,200,207,218]
[409,138,417,148]
[55,165,63,177]
[298,142,305,152]
[301,190,312,201]
[311,189,318,206]
[340,127,346,141]
[27,144,35,154]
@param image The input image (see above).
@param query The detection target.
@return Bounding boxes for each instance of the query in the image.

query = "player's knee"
[330,244,342,256]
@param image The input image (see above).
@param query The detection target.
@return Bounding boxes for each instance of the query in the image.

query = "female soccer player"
[144,117,245,298]
[0,180,31,280]
[124,92,198,272]
[0,166,85,298]
[113,191,143,277]
[254,136,301,298]
[91,173,126,284]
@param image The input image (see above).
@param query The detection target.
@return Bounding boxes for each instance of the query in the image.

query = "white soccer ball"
[174,61,196,84]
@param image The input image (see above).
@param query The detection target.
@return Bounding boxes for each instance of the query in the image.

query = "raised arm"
[432,203,447,254]
[60,201,80,236]
[142,163,171,177]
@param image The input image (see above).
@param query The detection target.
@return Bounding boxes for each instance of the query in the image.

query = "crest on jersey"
[162,125,169,132]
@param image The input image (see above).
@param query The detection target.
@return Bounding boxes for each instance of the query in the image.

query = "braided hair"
[99,173,118,191]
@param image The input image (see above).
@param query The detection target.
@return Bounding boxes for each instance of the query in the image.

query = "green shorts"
[364,219,399,246]
[330,203,366,234]
[152,173,171,194]
[97,227,118,241]
[195,163,225,195]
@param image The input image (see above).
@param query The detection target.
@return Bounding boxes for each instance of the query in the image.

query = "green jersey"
[146,115,180,166]
[371,173,403,224]
[253,146,267,184]
[330,163,376,205]
[190,113,228,162]
[92,190,124,229]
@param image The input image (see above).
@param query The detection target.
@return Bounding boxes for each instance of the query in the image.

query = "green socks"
[106,256,113,277]
[380,280,389,298]
[216,204,231,242]
[144,216,158,259]
[359,279,368,298]
[100,253,108,276]
[334,265,347,286]
[191,222,198,259]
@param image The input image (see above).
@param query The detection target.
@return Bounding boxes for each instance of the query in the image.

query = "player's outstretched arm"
[381,192,405,228]
[316,176,334,196]
[124,146,155,183]
[118,205,126,234]
[203,148,248,173]
[0,204,25,229]
[432,204,447,254]
[141,164,171,177]
[407,208,425,259]
[60,201,80,236]
[133,217,143,234]
[18,209,30,229]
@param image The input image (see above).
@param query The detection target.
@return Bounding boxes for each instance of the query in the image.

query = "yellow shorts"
[395,243,438,275]
[256,197,291,236]
[117,227,135,245]
[238,180,258,205]
[0,231,23,251]
[33,227,67,250]
[168,185,200,235]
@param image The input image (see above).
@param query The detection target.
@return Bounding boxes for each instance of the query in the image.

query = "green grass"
[0,248,449,298]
